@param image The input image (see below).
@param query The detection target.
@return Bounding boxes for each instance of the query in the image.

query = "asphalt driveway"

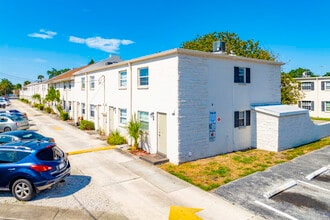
[215,146,330,220]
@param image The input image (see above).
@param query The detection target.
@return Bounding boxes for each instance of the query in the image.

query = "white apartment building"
[66,48,283,164]
[296,76,330,118]
[20,48,330,164]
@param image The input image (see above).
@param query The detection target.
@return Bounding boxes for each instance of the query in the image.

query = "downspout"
[85,72,88,120]
[128,62,133,117]
[128,62,133,147]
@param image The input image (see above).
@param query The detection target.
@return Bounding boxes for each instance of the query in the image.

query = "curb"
[67,145,116,155]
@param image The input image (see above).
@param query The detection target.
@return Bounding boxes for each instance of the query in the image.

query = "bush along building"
[20,48,330,164]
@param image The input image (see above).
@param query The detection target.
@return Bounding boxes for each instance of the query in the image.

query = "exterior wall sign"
[209,111,216,142]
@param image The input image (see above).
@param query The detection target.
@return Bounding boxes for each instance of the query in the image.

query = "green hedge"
[107,130,127,145]
[79,120,95,130]
[60,112,69,121]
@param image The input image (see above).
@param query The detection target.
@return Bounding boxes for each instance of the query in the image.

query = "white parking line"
[297,180,330,193]
[306,166,329,180]
[254,200,299,220]
[263,180,297,199]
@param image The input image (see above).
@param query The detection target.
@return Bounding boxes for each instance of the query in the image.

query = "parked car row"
[0,97,11,108]
[0,109,29,132]
[0,111,70,201]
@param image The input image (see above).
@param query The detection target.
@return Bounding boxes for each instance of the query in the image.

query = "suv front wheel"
[12,179,35,201]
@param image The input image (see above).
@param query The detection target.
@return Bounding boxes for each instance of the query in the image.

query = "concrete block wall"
[177,55,209,163]
[256,106,330,151]
[255,111,279,151]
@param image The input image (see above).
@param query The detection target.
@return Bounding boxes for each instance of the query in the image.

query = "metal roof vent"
[213,41,225,53]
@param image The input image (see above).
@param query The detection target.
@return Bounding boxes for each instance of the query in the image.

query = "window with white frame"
[69,82,72,89]
[81,77,86,90]
[119,70,127,88]
[321,81,330,90]
[326,82,330,90]
[90,76,95,90]
[64,82,67,90]
[63,100,66,110]
[90,104,95,117]
[81,103,85,114]
[138,111,149,131]
[138,67,149,87]
[234,67,251,83]
[68,101,72,111]
[321,101,330,112]
[119,109,127,125]
[301,82,314,90]
[299,101,314,111]
[234,110,251,128]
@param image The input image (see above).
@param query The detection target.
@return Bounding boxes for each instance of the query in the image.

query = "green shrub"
[38,104,44,111]
[107,130,127,145]
[19,98,30,104]
[79,120,95,130]
[56,105,63,113]
[44,106,52,114]
[60,112,69,121]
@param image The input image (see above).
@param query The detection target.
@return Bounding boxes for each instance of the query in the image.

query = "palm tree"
[37,75,44,82]
[126,113,143,150]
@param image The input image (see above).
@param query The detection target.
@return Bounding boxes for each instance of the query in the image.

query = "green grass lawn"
[159,137,330,191]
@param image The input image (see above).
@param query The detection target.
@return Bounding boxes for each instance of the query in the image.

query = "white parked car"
[0,97,10,107]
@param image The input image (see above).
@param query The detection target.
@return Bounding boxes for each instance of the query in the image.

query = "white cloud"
[34,58,47,63]
[28,29,57,39]
[69,36,134,53]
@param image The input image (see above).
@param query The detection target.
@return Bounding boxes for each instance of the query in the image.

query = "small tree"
[126,113,143,150]
[281,74,304,104]
[32,93,41,104]
[45,86,60,106]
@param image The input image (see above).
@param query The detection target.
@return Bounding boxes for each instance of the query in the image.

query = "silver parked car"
[0,114,29,130]
[0,116,19,132]
[0,97,10,106]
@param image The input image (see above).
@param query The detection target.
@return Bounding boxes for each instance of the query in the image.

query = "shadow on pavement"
[34,174,92,200]
[0,175,92,201]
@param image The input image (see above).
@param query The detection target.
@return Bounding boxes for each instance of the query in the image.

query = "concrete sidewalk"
[0,100,262,220]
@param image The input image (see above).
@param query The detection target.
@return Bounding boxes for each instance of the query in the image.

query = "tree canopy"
[283,68,316,78]
[45,86,60,104]
[181,32,276,61]
[14,83,22,90]
[88,59,95,65]
[0,79,14,96]
[47,68,71,79]
[37,75,45,82]
[281,74,303,104]
[323,72,330,76]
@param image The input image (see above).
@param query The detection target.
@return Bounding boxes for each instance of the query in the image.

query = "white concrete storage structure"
[254,105,330,151]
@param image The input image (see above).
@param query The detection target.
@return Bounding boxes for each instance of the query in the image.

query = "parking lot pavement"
[215,146,330,220]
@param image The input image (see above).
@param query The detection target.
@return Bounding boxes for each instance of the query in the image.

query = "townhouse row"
[295,76,330,118]
[21,48,330,164]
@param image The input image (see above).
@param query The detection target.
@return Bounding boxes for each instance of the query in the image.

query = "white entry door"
[157,113,167,155]
[109,107,115,132]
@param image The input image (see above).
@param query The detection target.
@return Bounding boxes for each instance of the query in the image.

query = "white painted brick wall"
[256,109,330,151]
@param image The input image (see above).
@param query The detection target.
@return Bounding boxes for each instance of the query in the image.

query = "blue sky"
[1,0,330,84]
